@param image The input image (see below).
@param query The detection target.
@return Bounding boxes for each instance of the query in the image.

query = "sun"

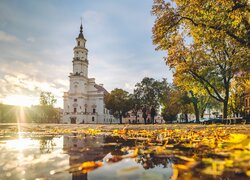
[2,95,38,107]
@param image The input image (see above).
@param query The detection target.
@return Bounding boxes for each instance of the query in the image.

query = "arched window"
[93,108,96,113]
[78,41,80,46]
[74,85,78,93]
[92,117,95,121]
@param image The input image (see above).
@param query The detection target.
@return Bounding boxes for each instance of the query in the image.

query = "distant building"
[62,23,117,124]
[123,110,164,124]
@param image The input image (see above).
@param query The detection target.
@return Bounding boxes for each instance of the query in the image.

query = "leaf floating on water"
[170,165,178,180]
[79,161,103,173]
[79,161,103,170]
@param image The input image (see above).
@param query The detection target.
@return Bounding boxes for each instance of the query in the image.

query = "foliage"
[40,92,57,106]
[0,103,60,123]
[134,77,166,110]
[228,79,248,117]
[39,92,59,123]
[129,93,142,122]
[152,0,250,119]
[152,0,250,48]
[161,85,193,122]
[104,88,132,124]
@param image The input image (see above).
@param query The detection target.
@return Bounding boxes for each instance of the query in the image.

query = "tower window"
[93,108,96,113]
[74,108,77,113]
[92,117,95,121]
[78,41,80,46]
[74,99,77,102]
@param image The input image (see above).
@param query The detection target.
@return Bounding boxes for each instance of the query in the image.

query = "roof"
[94,84,109,95]
[77,23,85,40]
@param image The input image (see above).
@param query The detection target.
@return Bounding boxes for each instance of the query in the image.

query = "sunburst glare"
[3,95,38,107]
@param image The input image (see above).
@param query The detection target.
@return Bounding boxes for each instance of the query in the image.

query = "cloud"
[26,37,35,43]
[0,31,18,42]
[0,0,173,108]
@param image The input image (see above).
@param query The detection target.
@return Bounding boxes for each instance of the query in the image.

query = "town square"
[0,0,249,179]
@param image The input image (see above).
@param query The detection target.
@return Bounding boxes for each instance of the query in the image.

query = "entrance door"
[70,117,76,124]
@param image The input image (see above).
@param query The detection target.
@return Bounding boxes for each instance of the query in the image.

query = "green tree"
[40,92,57,106]
[134,77,165,110]
[130,92,142,123]
[161,85,193,123]
[104,88,132,124]
[39,91,58,123]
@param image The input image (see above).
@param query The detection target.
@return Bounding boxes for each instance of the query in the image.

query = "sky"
[0,0,172,108]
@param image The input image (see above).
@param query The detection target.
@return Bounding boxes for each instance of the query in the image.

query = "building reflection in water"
[63,133,110,180]
[63,133,173,180]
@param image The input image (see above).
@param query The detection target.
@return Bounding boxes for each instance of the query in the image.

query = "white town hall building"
[62,23,117,124]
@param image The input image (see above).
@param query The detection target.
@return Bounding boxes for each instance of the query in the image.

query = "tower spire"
[78,17,84,39]
[80,17,83,34]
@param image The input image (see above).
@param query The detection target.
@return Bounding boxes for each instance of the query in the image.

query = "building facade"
[62,24,117,124]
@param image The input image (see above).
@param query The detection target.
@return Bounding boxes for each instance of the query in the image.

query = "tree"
[40,92,57,106]
[130,92,142,123]
[173,71,218,122]
[161,85,193,123]
[152,0,250,119]
[134,77,165,110]
[228,79,246,117]
[104,88,132,124]
[39,91,58,123]
[152,0,250,48]
[170,37,247,119]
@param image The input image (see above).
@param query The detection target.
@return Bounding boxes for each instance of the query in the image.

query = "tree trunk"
[135,111,138,123]
[185,114,188,123]
[200,111,204,118]
[119,114,122,124]
[223,86,230,120]
[190,91,200,123]
[223,100,228,120]
[192,102,200,123]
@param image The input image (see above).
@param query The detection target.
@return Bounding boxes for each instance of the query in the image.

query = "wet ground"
[0,123,249,180]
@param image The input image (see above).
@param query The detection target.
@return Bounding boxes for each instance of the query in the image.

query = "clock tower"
[62,22,117,124]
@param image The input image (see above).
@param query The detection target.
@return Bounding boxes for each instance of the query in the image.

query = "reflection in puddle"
[0,133,173,180]
[63,134,173,179]
[1,124,249,179]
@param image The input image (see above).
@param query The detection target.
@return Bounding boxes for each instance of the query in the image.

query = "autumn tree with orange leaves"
[152,0,250,119]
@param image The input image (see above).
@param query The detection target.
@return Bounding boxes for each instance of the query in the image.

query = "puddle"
[0,124,249,179]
